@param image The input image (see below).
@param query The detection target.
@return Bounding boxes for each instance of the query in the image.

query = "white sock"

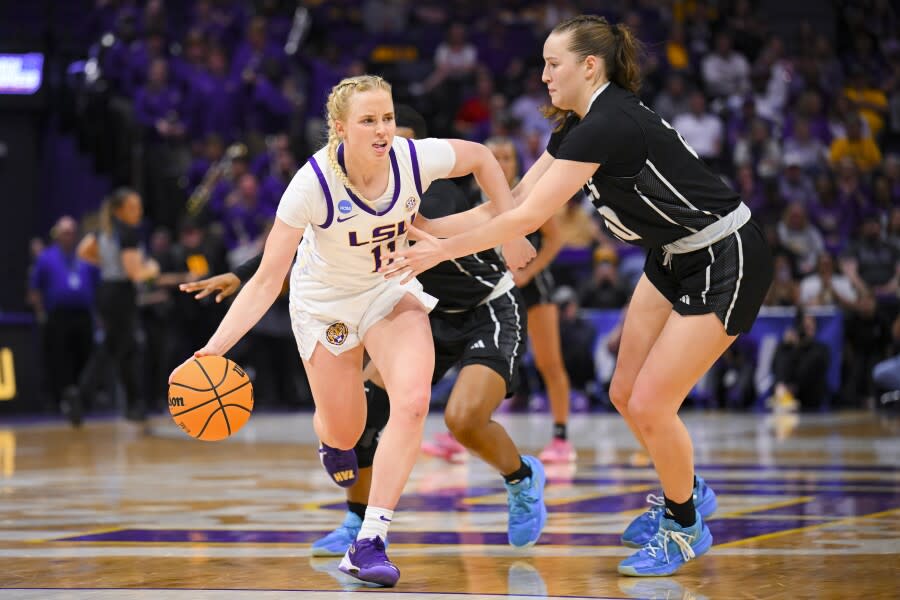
[357,506,394,541]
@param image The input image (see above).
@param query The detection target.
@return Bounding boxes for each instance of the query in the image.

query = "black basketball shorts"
[430,287,528,396]
[644,220,773,336]
[519,268,555,308]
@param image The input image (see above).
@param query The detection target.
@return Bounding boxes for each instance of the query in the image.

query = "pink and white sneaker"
[538,438,576,464]
[421,431,468,463]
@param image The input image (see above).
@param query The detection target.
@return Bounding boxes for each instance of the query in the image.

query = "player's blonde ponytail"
[324,75,393,204]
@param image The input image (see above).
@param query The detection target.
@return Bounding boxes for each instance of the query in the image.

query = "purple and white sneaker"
[338,536,400,587]
[318,442,358,488]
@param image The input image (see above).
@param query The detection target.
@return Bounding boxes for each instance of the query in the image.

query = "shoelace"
[508,479,537,516]
[643,493,665,519]
[642,528,697,564]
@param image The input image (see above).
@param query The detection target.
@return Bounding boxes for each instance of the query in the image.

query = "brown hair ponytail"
[542,15,644,130]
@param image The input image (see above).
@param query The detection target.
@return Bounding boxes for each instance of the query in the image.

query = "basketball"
[167,355,254,441]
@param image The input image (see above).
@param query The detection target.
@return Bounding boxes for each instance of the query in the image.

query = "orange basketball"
[168,355,254,441]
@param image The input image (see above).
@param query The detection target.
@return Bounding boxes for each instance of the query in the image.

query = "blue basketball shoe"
[505,455,548,547]
[311,511,362,557]
[339,536,400,587]
[319,443,358,488]
[618,511,712,576]
[621,476,717,548]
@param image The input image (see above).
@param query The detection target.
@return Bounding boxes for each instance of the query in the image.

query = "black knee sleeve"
[354,382,390,468]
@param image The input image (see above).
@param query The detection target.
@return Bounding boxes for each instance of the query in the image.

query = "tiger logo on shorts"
[325,322,349,346]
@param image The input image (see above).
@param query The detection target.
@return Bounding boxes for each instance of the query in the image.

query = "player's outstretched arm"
[418,139,535,271]
[179,253,263,303]
[383,159,597,282]
[169,219,301,382]
[180,273,242,303]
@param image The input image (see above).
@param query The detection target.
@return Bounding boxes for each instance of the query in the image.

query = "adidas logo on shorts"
[470,340,486,350]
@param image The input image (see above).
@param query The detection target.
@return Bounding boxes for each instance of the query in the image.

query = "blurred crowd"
[26,0,900,420]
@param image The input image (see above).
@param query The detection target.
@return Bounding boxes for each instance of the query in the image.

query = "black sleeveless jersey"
[547,82,741,249]
[417,179,508,311]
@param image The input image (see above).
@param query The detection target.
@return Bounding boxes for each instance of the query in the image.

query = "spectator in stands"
[810,170,860,253]
[652,73,691,124]
[799,252,862,310]
[785,90,831,146]
[872,314,900,403]
[418,22,478,95]
[27,216,99,425]
[222,173,272,268]
[770,309,831,411]
[777,202,826,276]
[778,155,818,206]
[841,211,900,305]
[231,16,283,84]
[887,207,900,252]
[510,69,552,146]
[843,68,889,139]
[828,95,871,141]
[764,252,799,307]
[783,118,828,175]
[829,115,883,174]
[553,286,598,403]
[662,23,691,74]
[734,117,783,180]
[134,56,188,232]
[841,211,900,400]
[260,147,297,209]
[454,69,496,141]
[577,248,629,310]
[672,91,723,163]
[701,30,750,100]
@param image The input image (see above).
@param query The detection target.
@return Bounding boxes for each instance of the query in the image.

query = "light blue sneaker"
[505,455,548,547]
[311,511,362,557]
[621,476,717,548]
[618,511,712,576]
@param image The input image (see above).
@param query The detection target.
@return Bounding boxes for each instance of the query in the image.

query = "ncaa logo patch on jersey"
[325,322,349,345]
[338,199,353,214]
[405,196,417,212]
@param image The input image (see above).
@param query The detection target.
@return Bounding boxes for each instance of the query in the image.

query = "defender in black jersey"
[180,107,546,553]
[384,16,773,577]
[486,137,575,465]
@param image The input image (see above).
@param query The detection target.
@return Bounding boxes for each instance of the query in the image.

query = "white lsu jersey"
[276,136,456,291]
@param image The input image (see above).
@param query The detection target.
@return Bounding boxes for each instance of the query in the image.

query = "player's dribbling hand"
[168,348,216,385]
[501,237,536,272]
[179,273,241,303]
[380,225,448,284]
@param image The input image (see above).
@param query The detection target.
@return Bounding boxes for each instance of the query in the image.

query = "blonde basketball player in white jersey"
[170,75,535,587]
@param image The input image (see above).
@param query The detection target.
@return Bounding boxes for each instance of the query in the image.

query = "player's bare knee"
[627,392,665,434]
[444,406,484,442]
[608,378,632,414]
[389,387,430,425]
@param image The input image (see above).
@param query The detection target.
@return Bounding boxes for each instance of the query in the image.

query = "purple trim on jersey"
[406,138,423,197]
[337,143,402,216]
[308,156,334,228]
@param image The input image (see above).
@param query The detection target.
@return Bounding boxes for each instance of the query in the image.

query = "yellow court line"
[714,496,814,518]
[715,507,900,549]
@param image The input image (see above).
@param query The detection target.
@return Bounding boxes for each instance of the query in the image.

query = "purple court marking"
[51,516,842,546]
[322,484,898,515]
